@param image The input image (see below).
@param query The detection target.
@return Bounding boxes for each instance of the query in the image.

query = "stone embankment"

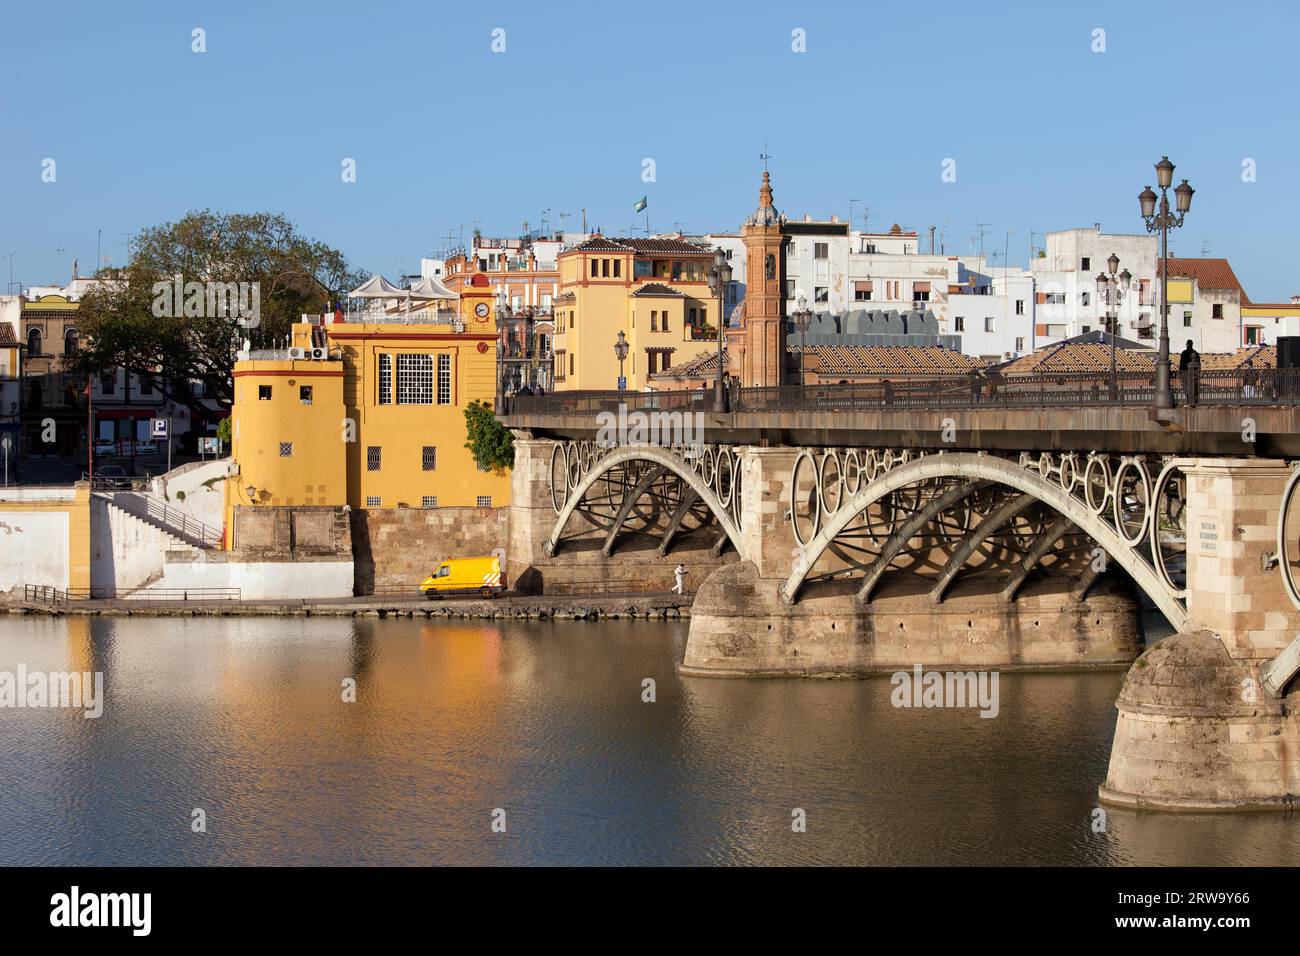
[2,593,690,622]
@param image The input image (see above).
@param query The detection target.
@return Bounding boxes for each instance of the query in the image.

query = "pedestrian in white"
[672,564,686,595]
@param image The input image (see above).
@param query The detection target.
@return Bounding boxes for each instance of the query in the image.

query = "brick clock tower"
[739,171,786,387]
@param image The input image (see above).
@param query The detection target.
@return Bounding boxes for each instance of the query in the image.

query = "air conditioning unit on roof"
[287,346,306,360]
[310,347,328,361]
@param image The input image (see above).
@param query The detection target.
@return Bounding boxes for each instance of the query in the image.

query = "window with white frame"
[984,317,995,332]
[1016,300,1025,315]
[396,354,434,404]
[378,353,392,404]
[436,354,452,404]
[954,316,965,332]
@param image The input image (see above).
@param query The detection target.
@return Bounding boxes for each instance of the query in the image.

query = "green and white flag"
[633,196,647,213]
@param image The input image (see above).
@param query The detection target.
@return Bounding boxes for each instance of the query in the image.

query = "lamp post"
[494,295,509,407]
[1140,156,1194,409]
[792,293,813,387]
[706,247,732,412]
[1094,254,1132,401]
[614,330,628,390]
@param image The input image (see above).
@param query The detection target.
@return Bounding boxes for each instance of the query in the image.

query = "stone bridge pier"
[1101,459,1300,811]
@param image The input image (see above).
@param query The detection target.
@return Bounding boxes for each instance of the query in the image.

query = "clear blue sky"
[3,0,1298,299]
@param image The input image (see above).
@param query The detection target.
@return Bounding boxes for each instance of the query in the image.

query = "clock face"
[474,302,490,319]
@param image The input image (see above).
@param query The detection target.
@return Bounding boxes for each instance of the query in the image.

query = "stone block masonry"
[351,506,509,593]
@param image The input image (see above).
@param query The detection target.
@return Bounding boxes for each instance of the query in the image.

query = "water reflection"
[0,615,1294,865]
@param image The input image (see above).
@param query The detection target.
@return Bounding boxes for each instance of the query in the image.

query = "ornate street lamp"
[792,293,814,386]
[494,295,509,406]
[1094,255,1131,400]
[1140,156,1194,409]
[614,329,628,390]
[706,247,733,412]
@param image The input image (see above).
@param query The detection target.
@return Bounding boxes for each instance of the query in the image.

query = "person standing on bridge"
[672,564,686,595]
[1179,339,1201,407]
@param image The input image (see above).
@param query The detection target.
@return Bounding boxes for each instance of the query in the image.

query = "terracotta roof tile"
[0,323,17,345]
[1002,342,1154,376]
[1158,258,1245,293]
[791,345,982,376]
[631,282,686,298]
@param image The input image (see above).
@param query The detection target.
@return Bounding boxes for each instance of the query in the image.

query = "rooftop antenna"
[973,222,992,258]
[760,143,772,172]
[3,252,16,294]
[849,198,862,231]
[558,211,571,234]
[1200,239,1212,257]
[1030,228,1044,260]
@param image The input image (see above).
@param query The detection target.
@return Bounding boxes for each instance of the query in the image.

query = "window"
[1212,303,1224,319]
[601,259,609,278]
[63,328,78,355]
[1015,300,1025,315]
[436,354,452,404]
[814,242,828,259]
[1081,257,1091,271]
[1183,310,1193,328]
[648,352,658,376]
[476,496,493,508]
[913,288,930,302]
[554,350,566,380]
[569,353,575,377]
[101,373,116,396]
[954,316,965,332]
[26,328,41,355]
[1081,292,1090,307]
[299,385,313,404]
[367,446,381,471]
[855,288,872,301]
[378,353,392,404]
[366,496,382,507]
[613,259,621,278]
[984,317,995,332]
[787,241,797,259]
[815,286,828,303]
[1015,337,1024,351]
[1045,293,1066,305]
[662,310,670,331]
[1082,325,1091,334]
[396,353,434,404]
[139,376,154,396]
[590,259,599,278]
[650,311,658,331]
[422,496,438,509]
[422,446,437,471]
[785,280,796,298]
[258,384,271,401]
[886,280,901,300]
[279,442,293,457]
[1245,326,1262,345]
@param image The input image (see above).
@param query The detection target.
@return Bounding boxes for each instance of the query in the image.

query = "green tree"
[73,211,366,419]
[463,400,513,473]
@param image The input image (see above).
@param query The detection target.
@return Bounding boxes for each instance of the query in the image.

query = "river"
[0,614,1295,866]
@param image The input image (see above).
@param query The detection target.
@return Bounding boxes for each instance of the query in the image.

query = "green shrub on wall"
[464,400,514,474]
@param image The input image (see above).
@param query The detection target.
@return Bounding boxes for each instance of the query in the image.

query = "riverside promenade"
[2,590,692,621]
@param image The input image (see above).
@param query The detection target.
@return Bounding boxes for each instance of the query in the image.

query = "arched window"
[26,379,42,410]
[26,327,41,355]
[64,328,78,355]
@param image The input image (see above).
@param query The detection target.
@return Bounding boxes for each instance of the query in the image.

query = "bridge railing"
[503,368,1300,415]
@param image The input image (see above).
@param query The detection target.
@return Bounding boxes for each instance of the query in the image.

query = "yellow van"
[420,556,506,600]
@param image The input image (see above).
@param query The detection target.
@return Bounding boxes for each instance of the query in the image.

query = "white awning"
[406,276,458,300]
[348,275,404,298]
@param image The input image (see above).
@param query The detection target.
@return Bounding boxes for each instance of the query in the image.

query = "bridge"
[501,378,1300,812]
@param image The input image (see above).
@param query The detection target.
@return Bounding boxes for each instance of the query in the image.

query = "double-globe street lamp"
[1094,253,1132,400]
[614,329,628,390]
[706,247,733,412]
[792,293,814,386]
[1139,156,1195,410]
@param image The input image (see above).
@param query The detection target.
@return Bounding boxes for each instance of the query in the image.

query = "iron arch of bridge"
[545,444,743,558]
[780,451,1188,632]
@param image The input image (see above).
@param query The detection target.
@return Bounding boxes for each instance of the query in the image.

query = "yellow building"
[225,280,510,543]
[552,235,722,390]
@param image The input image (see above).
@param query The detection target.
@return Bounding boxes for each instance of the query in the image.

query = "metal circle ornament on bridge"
[1277,464,1300,611]
[1111,457,1153,548]
[1150,460,1188,598]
